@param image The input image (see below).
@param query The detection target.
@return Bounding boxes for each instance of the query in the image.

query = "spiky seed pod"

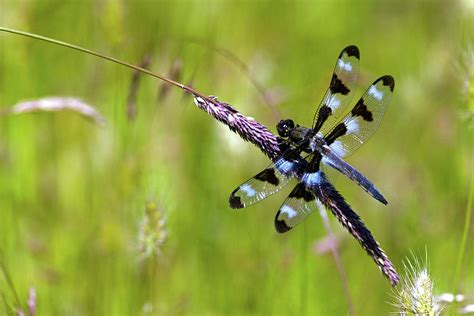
[394,258,437,315]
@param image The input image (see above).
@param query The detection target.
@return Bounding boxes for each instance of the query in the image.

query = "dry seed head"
[393,255,438,315]
[10,97,106,126]
[137,200,167,259]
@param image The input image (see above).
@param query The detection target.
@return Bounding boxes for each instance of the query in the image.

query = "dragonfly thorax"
[277,119,319,153]
[277,119,312,141]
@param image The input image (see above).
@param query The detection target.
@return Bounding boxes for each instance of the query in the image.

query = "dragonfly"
[228,45,398,283]
[229,44,394,225]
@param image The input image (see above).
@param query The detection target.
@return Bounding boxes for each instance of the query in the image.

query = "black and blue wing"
[324,75,395,158]
[274,170,323,232]
[229,156,307,209]
[320,75,395,204]
[312,45,360,133]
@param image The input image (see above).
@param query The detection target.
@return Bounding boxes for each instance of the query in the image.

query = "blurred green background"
[0,0,473,315]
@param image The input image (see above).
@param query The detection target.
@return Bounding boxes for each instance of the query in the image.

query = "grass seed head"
[137,200,167,259]
[393,254,438,315]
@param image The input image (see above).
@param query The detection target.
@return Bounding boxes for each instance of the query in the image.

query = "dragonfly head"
[277,119,295,138]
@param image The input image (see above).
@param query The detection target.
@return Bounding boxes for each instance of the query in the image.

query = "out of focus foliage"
[0,1,472,314]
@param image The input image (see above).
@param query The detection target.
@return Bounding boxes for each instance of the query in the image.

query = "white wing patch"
[240,183,256,197]
[369,86,383,100]
[344,118,359,134]
[329,140,347,157]
[338,58,352,72]
[327,95,341,111]
[280,205,298,219]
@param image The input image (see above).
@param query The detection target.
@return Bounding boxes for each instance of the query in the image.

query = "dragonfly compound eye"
[277,119,295,137]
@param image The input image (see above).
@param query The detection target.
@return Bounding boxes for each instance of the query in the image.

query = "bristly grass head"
[137,200,167,260]
[392,252,438,315]
[391,251,474,315]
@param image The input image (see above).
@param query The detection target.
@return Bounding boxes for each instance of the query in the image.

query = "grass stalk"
[451,153,474,301]
[0,27,218,107]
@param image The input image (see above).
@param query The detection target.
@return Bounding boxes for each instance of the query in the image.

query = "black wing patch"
[254,168,280,186]
[274,168,324,233]
[324,75,395,158]
[312,45,360,133]
[229,156,306,209]
[274,182,318,233]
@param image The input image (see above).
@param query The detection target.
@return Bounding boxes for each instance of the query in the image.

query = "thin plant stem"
[318,206,355,315]
[0,27,283,160]
[0,252,22,309]
[2,293,10,316]
[451,150,474,301]
[300,222,308,316]
[185,38,282,121]
[127,53,152,121]
[0,27,218,108]
[148,257,156,310]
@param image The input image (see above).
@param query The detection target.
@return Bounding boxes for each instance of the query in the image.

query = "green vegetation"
[0,1,472,314]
